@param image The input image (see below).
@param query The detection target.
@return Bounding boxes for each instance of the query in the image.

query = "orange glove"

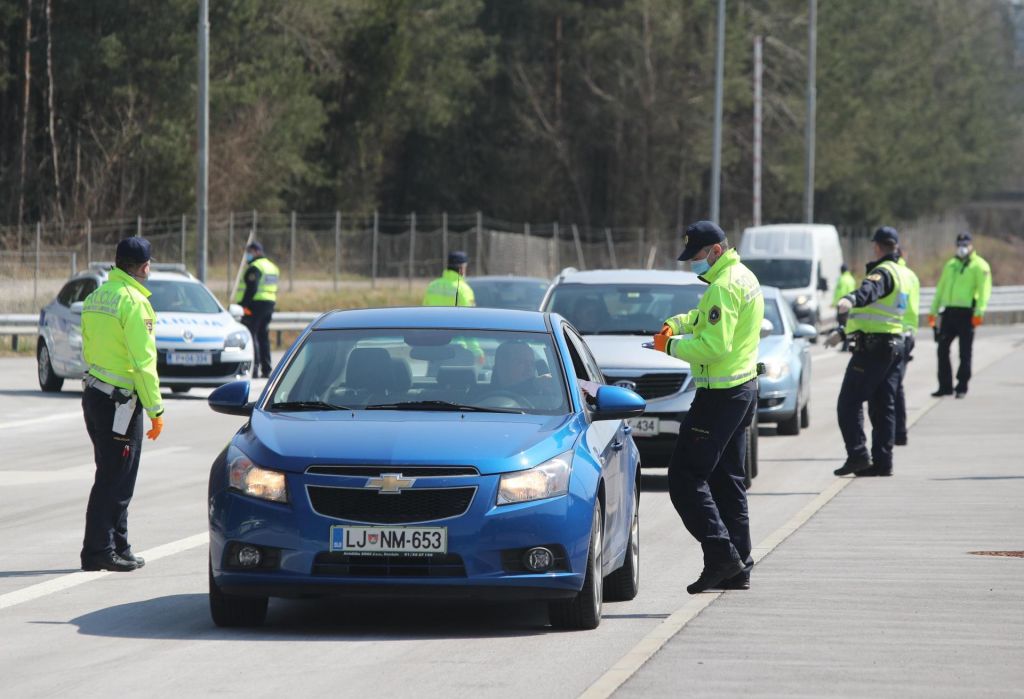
[146,416,164,441]
[653,325,672,352]
[243,307,253,317]
[927,315,936,328]
[972,315,983,327]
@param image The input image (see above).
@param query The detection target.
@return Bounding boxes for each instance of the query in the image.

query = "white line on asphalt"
[7,446,190,486]
[0,410,81,430]
[0,532,207,612]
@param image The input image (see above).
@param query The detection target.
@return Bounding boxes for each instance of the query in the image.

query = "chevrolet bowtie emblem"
[365,473,415,494]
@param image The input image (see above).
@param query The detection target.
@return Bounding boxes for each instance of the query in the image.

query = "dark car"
[467,276,551,311]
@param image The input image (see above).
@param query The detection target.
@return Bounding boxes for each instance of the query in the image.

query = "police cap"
[448,250,469,266]
[956,231,972,244]
[246,240,264,253]
[115,236,152,264]
[677,221,726,261]
[871,226,899,245]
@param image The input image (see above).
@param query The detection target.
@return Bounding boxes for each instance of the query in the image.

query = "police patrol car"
[38,263,254,393]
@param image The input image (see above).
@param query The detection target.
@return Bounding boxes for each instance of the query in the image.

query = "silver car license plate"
[166,350,213,366]
[330,526,448,554]
[627,416,660,437]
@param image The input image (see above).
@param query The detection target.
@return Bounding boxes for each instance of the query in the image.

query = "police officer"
[833,264,857,308]
[654,221,764,593]
[235,241,279,378]
[825,226,910,477]
[929,232,992,398]
[423,251,476,307]
[894,252,920,446]
[80,237,164,572]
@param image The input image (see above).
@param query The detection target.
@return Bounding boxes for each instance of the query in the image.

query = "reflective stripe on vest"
[235,258,280,303]
[846,260,907,335]
[693,368,757,389]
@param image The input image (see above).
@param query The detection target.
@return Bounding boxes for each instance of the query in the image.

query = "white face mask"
[957,245,970,259]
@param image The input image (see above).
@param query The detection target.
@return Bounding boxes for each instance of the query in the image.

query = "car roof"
[760,285,781,299]
[314,307,553,332]
[68,265,199,284]
[467,276,550,284]
[553,268,702,285]
[742,223,838,234]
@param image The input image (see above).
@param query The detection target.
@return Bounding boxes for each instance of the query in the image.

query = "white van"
[738,223,844,329]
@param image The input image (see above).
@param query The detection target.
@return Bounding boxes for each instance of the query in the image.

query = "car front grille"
[312,552,466,578]
[306,486,476,524]
[606,372,688,399]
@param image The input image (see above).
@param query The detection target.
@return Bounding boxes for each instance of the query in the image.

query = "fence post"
[475,211,483,274]
[71,251,77,276]
[441,212,448,267]
[34,222,41,309]
[289,210,296,292]
[334,210,341,292]
[408,212,417,291]
[252,209,258,239]
[372,210,379,288]
[86,219,92,266]
[524,222,531,275]
[180,214,187,266]
[552,222,560,277]
[136,215,142,237]
[571,224,586,270]
[605,227,618,268]
[227,212,235,297]
[638,228,645,267]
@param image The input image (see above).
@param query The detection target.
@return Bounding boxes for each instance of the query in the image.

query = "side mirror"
[71,301,84,315]
[229,303,244,321]
[760,318,775,339]
[793,323,818,340]
[593,385,646,421]
[209,380,253,416]
[817,277,828,292]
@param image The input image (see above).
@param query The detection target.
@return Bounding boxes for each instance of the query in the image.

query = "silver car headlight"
[497,452,572,505]
[227,446,288,503]
[225,329,250,350]
[762,358,790,380]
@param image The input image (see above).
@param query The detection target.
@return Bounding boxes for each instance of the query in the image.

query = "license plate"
[166,350,212,366]
[627,416,660,437]
[330,526,448,555]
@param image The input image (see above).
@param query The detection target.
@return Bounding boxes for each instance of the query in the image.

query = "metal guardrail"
[4,287,1024,351]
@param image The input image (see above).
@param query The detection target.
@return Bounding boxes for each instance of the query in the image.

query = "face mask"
[690,247,718,275]
[245,253,255,263]
[956,245,970,259]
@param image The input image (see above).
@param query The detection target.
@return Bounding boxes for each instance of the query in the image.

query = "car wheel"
[171,385,191,394]
[209,559,267,628]
[549,502,603,630]
[777,405,801,435]
[800,400,810,429]
[37,340,63,392]
[604,483,640,602]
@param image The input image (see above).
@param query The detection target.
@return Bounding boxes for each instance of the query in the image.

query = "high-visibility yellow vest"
[423,269,475,307]
[235,257,280,303]
[833,271,857,306]
[846,260,908,335]
[929,252,992,317]
[81,267,164,418]
[664,249,764,390]
[898,257,920,334]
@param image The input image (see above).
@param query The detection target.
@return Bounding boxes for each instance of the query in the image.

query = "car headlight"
[794,295,809,307]
[225,329,249,350]
[497,452,572,505]
[762,358,790,380]
[227,446,288,503]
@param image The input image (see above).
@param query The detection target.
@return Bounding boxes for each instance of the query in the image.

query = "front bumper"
[157,347,253,386]
[757,375,799,423]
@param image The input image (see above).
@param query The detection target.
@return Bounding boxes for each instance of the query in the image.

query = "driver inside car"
[488,341,557,405]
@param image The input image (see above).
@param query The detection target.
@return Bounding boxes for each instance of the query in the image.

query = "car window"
[145,280,222,314]
[566,327,604,383]
[743,259,812,290]
[763,299,785,336]
[75,279,98,303]
[470,279,550,311]
[545,283,704,335]
[778,296,801,335]
[269,328,570,415]
[562,327,602,409]
[57,281,80,307]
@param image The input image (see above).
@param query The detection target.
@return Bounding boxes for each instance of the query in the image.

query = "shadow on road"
[0,389,80,400]
[0,568,81,578]
[66,594,556,640]
[641,473,668,492]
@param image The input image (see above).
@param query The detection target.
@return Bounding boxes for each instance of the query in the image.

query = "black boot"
[834,456,872,476]
[687,559,745,594]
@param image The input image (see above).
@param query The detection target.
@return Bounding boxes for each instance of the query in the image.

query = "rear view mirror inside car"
[404,329,455,347]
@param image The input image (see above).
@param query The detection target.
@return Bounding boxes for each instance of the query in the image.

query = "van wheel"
[549,503,603,630]
[209,560,267,627]
[37,341,63,392]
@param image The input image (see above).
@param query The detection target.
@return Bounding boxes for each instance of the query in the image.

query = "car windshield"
[742,259,812,290]
[764,298,785,336]
[268,328,570,415]
[469,279,549,311]
[545,283,705,335]
[146,280,222,314]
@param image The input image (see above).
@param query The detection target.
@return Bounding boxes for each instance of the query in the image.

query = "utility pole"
[804,0,817,224]
[710,0,726,223]
[753,35,763,227]
[196,0,210,281]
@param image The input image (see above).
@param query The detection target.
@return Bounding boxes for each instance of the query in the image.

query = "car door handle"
[611,439,624,451]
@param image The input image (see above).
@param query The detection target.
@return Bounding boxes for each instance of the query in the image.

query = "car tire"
[37,340,63,392]
[171,385,191,394]
[209,559,268,628]
[777,406,801,435]
[604,484,639,602]
[549,502,603,630]
[800,400,810,429]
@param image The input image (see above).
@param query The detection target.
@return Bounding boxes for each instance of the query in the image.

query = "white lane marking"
[6,446,190,486]
[0,532,207,612]
[0,410,81,431]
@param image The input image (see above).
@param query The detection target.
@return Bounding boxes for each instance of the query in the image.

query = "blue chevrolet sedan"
[206,307,645,630]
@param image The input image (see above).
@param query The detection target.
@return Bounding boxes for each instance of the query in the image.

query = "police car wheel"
[604,483,640,602]
[549,502,603,630]
[37,341,63,393]
[209,559,268,628]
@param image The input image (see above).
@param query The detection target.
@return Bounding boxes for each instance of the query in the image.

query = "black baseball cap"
[246,240,264,253]
[677,221,726,261]
[115,237,151,264]
[448,250,469,266]
[872,226,899,245]
[956,231,972,244]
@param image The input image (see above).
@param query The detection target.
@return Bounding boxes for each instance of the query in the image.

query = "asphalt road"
[1,327,1021,697]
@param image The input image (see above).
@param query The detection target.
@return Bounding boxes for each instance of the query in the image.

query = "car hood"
[757,335,790,360]
[155,312,240,344]
[583,335,690,371]
[242,410,582,476]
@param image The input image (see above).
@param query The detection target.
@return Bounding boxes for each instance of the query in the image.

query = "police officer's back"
[79,237,164,572]
[424,251,475,307]
[234,241,279,378]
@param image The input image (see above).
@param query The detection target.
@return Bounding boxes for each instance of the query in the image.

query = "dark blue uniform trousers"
[242,300,275,377]
[894,334,915,442]
[668,380,756,570]
[81,386,143,563]
[837,341,903,471]
[936,307,974,394]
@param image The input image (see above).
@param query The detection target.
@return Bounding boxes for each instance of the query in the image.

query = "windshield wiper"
[269,400,352,411]
[365,400,523,414]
